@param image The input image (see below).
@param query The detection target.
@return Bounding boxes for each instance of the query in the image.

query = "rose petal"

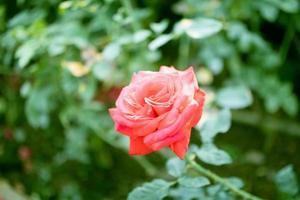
[159,66,177,73]
[170,128,191,159]
[190,89,205,127]
[129,136,154,155]
[151,131,185,151]
[115,123,132,136]
[144,102,197,146]
[109,108,148,127]
[132,113,167,136]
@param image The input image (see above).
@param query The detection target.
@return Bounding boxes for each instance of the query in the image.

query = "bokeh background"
[0,0,300,199]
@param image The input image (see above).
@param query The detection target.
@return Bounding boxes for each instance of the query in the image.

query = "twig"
[186,155,264,200]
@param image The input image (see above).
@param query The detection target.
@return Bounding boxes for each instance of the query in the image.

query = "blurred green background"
[0,0,300,199]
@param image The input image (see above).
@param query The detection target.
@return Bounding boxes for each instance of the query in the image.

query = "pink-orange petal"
[129,136,154,155]
[170,128,191,159]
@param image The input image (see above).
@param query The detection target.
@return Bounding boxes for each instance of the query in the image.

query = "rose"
[109,66,205,159]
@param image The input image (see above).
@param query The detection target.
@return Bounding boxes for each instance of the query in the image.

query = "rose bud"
[109,66,205,159]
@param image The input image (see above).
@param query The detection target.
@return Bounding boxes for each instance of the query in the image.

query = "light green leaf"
[169,186,206,200]
[166,157,186,177]
[196,143,232,166]
[178,176,210,188]
[226,177,244,189]
[177,18,223,39]
[148,34,173,51]
[133,30,151,43]
[216,86,253,109]
[92,61,112,81]
[127,179,171,200]
[16,40,40,68]
[274,165,299,195]
[103,43,121,61]
[150,20,169,34]
[271,0,299,13]
[0,179,28,200]
[198,108,231,143]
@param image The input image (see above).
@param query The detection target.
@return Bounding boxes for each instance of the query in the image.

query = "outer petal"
[190,89,205,127]
[159,66,177,73]
[129,136,154,155]
[170,128,191,159]
[115,123,132,136]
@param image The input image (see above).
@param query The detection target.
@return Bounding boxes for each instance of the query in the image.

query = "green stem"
[186,156,264,200]
[121,0,140,32]
[279,21,294,65]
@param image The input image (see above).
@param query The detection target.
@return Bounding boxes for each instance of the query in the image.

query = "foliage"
[0,0,300,199]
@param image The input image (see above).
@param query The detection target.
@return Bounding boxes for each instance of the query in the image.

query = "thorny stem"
[186,155,264,200]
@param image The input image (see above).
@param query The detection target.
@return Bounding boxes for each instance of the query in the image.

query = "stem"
[279,21,294,65]
[121,0,140,32]
[186,155,264,200]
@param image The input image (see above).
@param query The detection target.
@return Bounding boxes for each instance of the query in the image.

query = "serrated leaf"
[148,34,173,51]
[166,157,186,177]
[198,108,231,143]
[216,86,253,109]
[196,144,232,166]
[274,165,299,195]
[127,179,171,200]
[178,176,210,188]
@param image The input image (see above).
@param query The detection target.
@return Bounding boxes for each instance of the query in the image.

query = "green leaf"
[169,186,206,200]
[183,18,222,39]
[178,176,210,188]
[127,179,171,200]
[92,61,112,81]
[148,34,173,51]
[216,86,253,109]
[196,143,232,166]
[274,165,299,196]
[0,179,28,200]
[103,43,121,61]
[132,30,151,43]
[150,20,169,34]
[166,157,186,177]
[226,177,244,189]
[16,39,40,68]
[198,108,231,143]
[272,0,299,13]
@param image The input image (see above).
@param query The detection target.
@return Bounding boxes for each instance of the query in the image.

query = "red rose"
[109,66,205,159]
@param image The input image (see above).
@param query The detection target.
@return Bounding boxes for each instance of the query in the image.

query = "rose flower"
[109,66,205,159]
